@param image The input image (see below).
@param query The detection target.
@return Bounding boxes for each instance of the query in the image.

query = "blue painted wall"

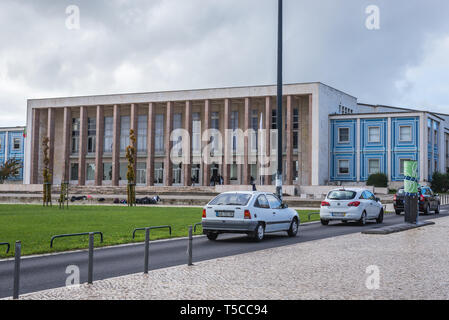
[391,117,420,181]
[360,118,388,181]
[1,130,25,181]
[330,117,420,182]
[330,120,357,181]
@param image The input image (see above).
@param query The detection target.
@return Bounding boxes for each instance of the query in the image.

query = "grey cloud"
[1,0,449,127]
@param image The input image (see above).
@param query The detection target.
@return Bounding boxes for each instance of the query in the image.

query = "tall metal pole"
[276,0,284,200]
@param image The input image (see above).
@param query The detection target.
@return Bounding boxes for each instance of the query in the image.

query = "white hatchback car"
[320,188,384,226]
[202,191,300,242]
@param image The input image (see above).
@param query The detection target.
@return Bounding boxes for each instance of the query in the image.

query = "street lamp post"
[276,0,283,200]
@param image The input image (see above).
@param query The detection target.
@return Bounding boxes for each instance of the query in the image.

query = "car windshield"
[209,193,253,206]
[398,188,405,195]
[327,190,357,200]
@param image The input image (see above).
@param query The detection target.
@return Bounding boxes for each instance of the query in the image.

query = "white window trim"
[338,127,350,144]
[399,158,413,176]
[338,159,350,175]
[399,125,413,142]
[368,159,381,175]
[367,126,381,143]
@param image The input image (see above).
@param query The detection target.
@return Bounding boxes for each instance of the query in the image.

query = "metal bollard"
[88,233,94,285]
[13,241,21,300]
[188,226,193,266]
[144,228,150,274]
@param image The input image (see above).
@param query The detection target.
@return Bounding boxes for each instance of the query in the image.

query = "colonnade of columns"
[30,95,312,187]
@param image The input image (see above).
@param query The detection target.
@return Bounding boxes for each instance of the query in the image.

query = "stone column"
[47,108,55,184]
[265,97,272,185]
[164,102,173,186]
[285,96,293,185]
[95,106,104,186]
[184,101,192,186]
[62,107,72,182]
[30,108,40,184]
[243,98,251,185]
[146,103,155,186]
[78,106,87,186]
[203,100,210,186]
[223,99,231,185]
[112,105,121,186]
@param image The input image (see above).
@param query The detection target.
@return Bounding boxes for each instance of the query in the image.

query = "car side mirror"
[281,203,288,209]
[375,197,380,202]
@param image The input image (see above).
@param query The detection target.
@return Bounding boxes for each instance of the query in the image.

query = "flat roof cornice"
[27,82,323,109]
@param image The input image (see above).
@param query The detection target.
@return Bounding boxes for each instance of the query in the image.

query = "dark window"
[70,163,79,181]
[13,138,21,150]
[327,190,357,200]
[266,194,282,209]
[271,110,277,130]
[255,195,270,209]
[209,193,252,206]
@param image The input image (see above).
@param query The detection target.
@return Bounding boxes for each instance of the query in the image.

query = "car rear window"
[327,190,357,200]
[398,189,405,195]
[209,193,252,206]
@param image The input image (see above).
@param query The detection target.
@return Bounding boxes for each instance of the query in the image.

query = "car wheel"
[395,210,402,215]
[358,211,367,226]
[206,232,219,241]
[435,203,440,214]
[287,218,299,237]
[253,223,265,242]
[424,203,431,215]
[376,209,384,224]
[321,219,329,226]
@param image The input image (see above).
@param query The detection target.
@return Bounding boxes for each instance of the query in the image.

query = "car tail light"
[244,210,252,220]
[420,195,425,202]
[348,201,361,207]
[321,201,330,207]
[393,194,397,201]
[202,209,206,218]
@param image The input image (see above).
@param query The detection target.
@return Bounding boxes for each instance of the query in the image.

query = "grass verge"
[0,205,320,258]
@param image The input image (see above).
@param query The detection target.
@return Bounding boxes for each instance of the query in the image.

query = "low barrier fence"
[133,226,172,274]
[0,242,10,254]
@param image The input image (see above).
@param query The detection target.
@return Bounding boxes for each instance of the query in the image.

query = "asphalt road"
[1,208,448,298]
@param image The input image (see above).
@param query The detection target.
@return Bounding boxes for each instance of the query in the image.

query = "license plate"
[332,213,346,217]
[216,211,234,218]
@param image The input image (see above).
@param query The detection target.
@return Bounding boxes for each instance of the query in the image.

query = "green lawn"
[0,205,320,258]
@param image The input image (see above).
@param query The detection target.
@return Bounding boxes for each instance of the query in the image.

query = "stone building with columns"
[22,82,449,188]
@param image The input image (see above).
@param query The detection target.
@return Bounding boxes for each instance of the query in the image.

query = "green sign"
[404,161,419,194]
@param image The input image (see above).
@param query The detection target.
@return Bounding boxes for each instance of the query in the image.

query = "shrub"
[430,172,449,193]
[367,173,388,188]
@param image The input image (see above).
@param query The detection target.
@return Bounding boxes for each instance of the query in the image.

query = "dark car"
[393,186,440,215]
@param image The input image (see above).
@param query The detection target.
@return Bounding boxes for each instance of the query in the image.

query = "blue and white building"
[330,104,449,188]
[0,127,26,182]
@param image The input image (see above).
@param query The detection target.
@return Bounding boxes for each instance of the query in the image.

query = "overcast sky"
[1,0,449,127]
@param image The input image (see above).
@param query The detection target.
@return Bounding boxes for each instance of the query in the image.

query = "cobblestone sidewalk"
[11,216,449,300]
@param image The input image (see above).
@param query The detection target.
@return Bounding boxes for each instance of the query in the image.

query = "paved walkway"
[11,216,449,300]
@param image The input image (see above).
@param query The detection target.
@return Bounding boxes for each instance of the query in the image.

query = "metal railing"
[133,226,172,274]
[13,241,21,299]
[0,242,10,254]
[50,232,103,248]
[307,212,320,221]
[49,232,102,285]
[187,222,203,266]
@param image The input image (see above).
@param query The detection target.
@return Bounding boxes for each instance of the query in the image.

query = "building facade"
[0,127,26,182]
[23,83,449,187]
